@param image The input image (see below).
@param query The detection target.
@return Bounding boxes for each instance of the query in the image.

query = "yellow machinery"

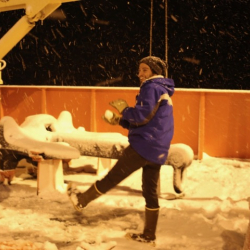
[0,0,79,60]
[0,0,79,83]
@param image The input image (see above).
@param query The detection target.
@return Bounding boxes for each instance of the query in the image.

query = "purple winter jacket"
[119,76,175,165]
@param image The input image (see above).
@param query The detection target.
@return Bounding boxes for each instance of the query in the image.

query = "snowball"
[104,110,113,120]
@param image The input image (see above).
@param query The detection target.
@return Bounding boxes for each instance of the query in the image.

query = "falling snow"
[0,0,249,88]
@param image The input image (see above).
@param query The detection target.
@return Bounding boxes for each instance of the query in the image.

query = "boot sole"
[67,182,83,212]
[125,233,156,247]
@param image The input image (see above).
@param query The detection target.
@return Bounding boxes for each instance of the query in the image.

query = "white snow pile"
[1,155,250,250]
[0,111,129,160]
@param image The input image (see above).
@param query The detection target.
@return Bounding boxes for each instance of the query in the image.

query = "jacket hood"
[144,77,175,97]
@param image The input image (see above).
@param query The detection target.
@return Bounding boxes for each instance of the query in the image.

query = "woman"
[68,56,175,245]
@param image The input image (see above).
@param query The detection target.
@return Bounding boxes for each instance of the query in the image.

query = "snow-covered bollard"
[165,143,194,194]
[36,159,65,195]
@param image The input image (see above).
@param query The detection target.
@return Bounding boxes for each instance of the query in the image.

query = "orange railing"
[1,86,250,159]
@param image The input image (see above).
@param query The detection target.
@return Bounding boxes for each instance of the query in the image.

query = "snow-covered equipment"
[0,111,194,195]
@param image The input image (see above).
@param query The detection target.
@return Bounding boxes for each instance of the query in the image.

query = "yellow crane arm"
[0,0,79,60]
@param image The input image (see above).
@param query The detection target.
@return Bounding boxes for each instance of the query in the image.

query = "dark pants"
[96,145,161,209]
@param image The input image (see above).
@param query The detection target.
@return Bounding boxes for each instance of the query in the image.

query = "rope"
[149,0,153,56]
[165,0,168,77]
[149,0,168,78]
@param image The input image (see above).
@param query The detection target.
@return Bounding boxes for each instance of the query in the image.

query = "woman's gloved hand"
[102,110,121,125]
[109,99,129,114]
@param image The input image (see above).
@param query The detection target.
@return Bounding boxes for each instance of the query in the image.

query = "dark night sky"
[0,0,249,89]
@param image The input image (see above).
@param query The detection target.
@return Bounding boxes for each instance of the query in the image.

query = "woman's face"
[137,63,155,85]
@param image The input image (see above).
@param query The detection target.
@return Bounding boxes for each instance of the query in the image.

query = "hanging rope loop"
[149,0,168,77]
[165,0,168,77]
[149,0,153,56]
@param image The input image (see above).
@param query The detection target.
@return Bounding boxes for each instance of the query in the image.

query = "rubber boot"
[67,182,103,212]
[143,207,159,240]
[128,207,159,246]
